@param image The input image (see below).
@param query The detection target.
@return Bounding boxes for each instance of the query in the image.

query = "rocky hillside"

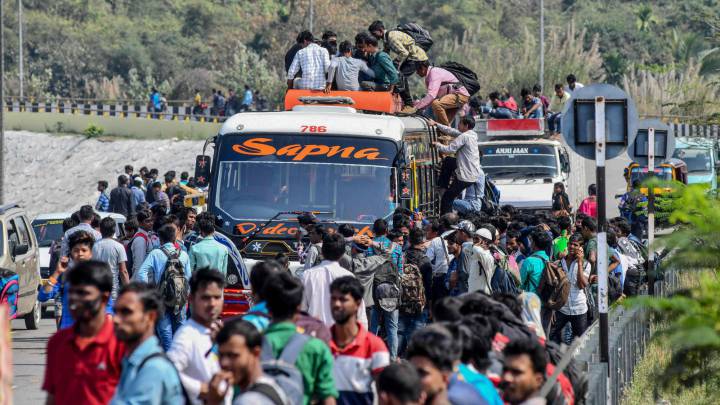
[5,131,202,218]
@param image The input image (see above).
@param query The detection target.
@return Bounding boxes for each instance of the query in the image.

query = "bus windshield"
[214,134,398,223]
[673,148,712,173]
[480,144,558,179]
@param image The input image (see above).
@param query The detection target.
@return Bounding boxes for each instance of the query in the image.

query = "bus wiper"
[489,170,521,177]
[523,171,553,178]
[238,210,333,250]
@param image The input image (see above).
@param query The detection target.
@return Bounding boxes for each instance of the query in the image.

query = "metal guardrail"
[572,269,681,405]
[0,99,279,123]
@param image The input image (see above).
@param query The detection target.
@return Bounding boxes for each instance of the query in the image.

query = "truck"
[672,137,719,193]
[196,91,439,316]
[476,119,586,214]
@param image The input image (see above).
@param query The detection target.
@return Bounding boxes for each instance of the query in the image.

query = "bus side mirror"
[559,153,570,173]
[194,155,211,188]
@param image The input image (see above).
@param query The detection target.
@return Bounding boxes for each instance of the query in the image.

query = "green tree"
[635,5,658,33]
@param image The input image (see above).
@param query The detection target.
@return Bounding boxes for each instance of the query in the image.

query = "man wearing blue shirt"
[189,213,228,275]
[111,282,185,405]
[130,178,146,211]
[240,85,253,112]
[520,230,553,295]
[135,223,192,350]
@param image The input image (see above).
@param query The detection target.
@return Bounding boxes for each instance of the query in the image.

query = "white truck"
[476,119,586,213]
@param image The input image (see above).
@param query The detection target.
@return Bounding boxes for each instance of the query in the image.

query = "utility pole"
[539,0,545,90]
[17,0,22,100]
[309,0,314,33]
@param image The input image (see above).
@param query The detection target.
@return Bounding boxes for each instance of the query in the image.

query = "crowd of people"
[40,153,650,405]
[145,86,267,117]
[37,23,638,404]
[96,164,201,219]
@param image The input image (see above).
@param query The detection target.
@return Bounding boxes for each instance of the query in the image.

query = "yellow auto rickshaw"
[624,158,688,195]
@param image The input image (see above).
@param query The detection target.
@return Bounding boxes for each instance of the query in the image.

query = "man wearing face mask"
[43,261,125,405]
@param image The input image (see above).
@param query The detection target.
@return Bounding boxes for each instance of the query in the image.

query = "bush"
[83,124,105,138]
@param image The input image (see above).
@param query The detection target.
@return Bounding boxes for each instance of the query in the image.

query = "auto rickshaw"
[624,158,689,195]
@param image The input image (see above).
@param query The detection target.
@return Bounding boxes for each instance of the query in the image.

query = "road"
[11,316,55,404]
[583,152,633,218]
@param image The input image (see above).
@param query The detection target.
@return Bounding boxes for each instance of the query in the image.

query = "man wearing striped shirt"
[329,276,390,405]
[287,31,331,91]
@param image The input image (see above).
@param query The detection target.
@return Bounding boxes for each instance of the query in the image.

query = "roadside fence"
[570,268,681,405]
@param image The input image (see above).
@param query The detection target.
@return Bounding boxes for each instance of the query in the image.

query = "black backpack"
[439,62,480,96]
[157,247,190,316]
[372,258,401,312]
[396,22,434,51]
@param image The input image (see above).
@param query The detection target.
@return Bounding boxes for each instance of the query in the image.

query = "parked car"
[0,204,41,329]
[31,212,126,314]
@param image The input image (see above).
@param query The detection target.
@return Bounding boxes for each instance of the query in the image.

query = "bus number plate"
[300,125,327,133]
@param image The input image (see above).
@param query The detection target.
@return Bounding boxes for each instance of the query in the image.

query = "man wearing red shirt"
[328,276,390,405]
[43,261,125,405]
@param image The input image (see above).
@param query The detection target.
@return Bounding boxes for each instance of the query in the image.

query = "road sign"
[561,84,638,399]
[562,84,639,160]
[629,119,675,167]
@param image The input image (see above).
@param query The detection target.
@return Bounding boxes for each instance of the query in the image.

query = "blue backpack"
[0,270,20,318]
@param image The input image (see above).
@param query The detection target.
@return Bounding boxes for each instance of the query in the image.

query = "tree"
[635,5,658,33]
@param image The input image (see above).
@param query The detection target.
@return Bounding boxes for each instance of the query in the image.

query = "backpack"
[399,263,426,315]
[157,247,190,316]
[0,270,20,319]
[534,255,570,310]
[246,383,285,405]
[138,352,191,404]
[260,333,310,405]
[372,258,401,312]
[396,22,434,51]
[439,62,480,96]
[126,232,151,277]
[608,272,623,303]
[490,265,520,295]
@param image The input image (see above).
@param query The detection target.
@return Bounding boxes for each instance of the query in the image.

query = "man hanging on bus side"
[429,116,482,215]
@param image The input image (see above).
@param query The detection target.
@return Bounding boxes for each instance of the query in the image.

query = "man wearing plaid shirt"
[287,31,331,91]
[96,180,110,212]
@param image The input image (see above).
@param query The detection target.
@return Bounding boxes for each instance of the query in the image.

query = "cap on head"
[475,228,493,241]
[454,220,476,235]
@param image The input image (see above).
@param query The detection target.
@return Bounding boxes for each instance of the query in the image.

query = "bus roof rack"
[285,90,399,113]
[298,96,355,105]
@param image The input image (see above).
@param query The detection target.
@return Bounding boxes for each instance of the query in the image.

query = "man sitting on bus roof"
[487,91,518,119]
[287,31,331,91]
[325,40,375,93]
[360,36,398,92]
[414,61,470,126]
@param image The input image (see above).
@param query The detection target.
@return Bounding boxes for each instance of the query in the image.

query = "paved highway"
[11,317,55,404]
[583,152,633,218]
